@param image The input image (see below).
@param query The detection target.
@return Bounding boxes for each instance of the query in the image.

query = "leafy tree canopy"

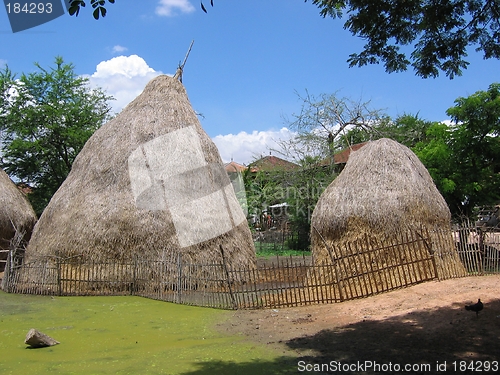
[0,57,114,215]
[419,83,500,216]
[338,114,434,149]
[308,0,500,78]
[70,1,500,78]
[67,0,116,19]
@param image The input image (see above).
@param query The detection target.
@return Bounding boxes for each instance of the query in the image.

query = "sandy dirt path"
[218,275,500,373]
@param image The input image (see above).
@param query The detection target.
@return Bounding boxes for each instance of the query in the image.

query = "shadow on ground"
[181,299,500,374]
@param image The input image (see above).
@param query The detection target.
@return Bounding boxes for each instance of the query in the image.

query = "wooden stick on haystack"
[173,40,194,83]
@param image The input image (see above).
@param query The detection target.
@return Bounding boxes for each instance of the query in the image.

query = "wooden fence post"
[219,245,237,309]
[177,253,182,304]
[131,256,137,296]
[416,228,439,280]
[1,249,12,292]
[56,257,62,296]
[312,225,345,302]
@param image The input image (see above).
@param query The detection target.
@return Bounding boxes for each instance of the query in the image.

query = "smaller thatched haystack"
[311,138,465,287]
[0,168,37,272]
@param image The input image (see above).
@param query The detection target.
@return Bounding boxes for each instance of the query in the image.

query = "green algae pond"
[0,291,295,374]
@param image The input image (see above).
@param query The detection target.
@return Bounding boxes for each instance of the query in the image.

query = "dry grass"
[0,168,37,274]
[311,138,465,279]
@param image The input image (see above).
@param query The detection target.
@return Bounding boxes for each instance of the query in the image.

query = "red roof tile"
[333,142,368,164]
[249,155,299,172]
[225,161,247,173]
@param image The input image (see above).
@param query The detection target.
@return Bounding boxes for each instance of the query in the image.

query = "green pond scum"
[0,291,296,375]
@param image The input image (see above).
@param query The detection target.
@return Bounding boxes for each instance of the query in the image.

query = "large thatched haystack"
[25,75,255,271]
[311,138,465,286]
[0,168,37,271]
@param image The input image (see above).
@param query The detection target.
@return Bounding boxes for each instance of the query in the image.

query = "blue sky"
[1,0,499,164]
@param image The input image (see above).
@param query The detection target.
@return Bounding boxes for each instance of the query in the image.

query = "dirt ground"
[218,275,500,373]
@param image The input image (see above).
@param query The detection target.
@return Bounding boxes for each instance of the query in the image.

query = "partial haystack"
[0,168,37,271]
[311,138,465,290]
[25,75,255,275]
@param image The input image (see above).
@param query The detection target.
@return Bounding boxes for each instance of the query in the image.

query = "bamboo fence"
[2,226,499,309]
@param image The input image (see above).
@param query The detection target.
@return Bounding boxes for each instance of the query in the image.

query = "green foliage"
[308,0,500,78]
[0,57,114,215]
[68,0,116,19]
[335,114,434,150]
[334,125,370,149]
[284,162,335,250]
[254,241,308,257]
[447,83,500,213]
[244,159,334,251]
[413,122,456,194]
[414,83,500,217]
[379,115,434,147]
[243,169,283,222]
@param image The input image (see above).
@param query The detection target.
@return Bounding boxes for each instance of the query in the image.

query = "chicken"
[465,299,483,316]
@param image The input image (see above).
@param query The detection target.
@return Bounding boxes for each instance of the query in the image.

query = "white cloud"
[440,119,454,126]
[87,55,164,114]
[0,59,7,66]
[111,45,128,54]
[92,54,157,79]
[212,128,296,165]
[155,0,195,16]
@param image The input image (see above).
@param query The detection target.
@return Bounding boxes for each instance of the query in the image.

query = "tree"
[383,114,434,147]
[73,1,500,78]
[242,157,334,251]
[414,83,500,217]
[338,114,434,149]
[282,158,335,250]
[0,57,114,215]
[413,122,458,203]
[444,83,500,212]
[243,168,282,227]
[279,91,387,163]
[308,0,500,78]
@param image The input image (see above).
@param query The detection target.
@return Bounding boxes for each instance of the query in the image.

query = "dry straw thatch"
[0,168,37,247]
[311,138,465,281]
[25,75,255,273]
[0,168,37,271]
